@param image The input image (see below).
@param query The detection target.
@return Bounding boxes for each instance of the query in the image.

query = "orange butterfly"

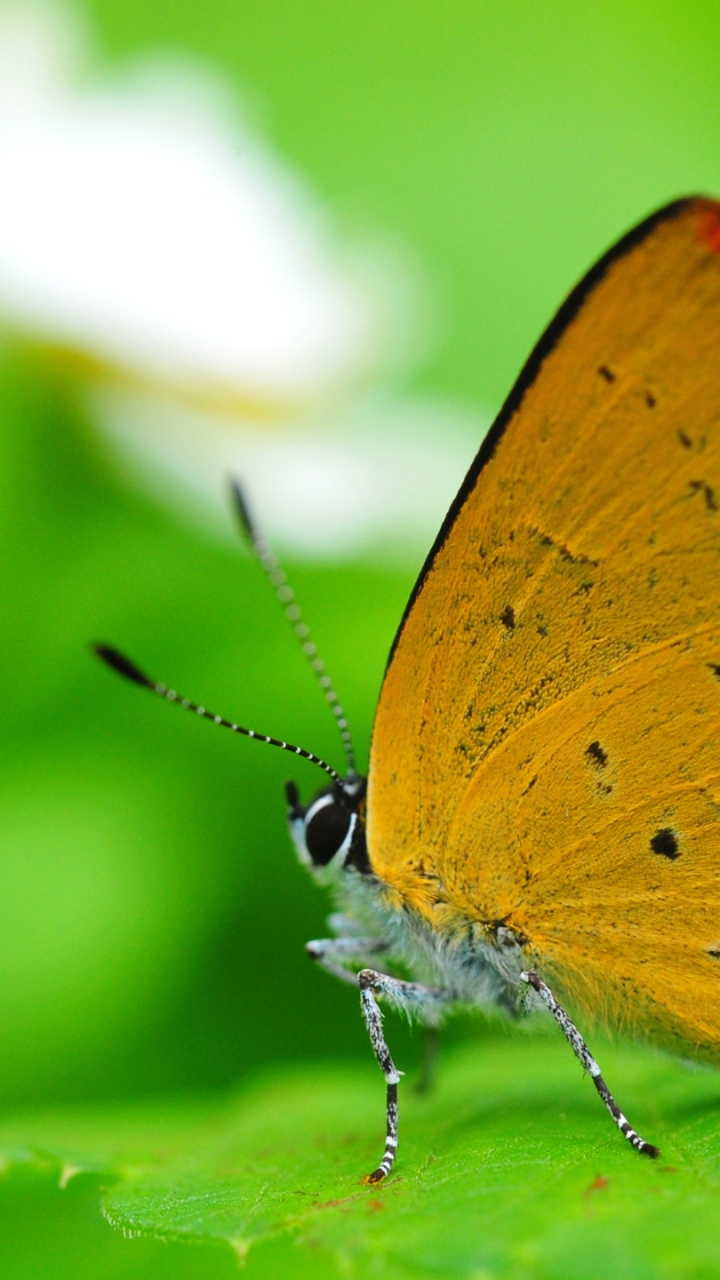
[97,196,720,1181]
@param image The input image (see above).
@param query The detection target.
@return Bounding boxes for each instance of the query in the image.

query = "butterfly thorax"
[341,861,527,1017]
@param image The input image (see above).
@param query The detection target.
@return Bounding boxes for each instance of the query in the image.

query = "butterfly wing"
[368,197,720,1053]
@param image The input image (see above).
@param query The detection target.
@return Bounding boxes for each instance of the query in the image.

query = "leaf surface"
[2,1032,720,1278]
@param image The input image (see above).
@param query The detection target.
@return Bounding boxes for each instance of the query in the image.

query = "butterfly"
[96,195,720,1181]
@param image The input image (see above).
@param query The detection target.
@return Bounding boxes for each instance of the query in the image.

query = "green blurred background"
[2,0,720,1268]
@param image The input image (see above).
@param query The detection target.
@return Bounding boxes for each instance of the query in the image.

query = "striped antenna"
[230,481,356,777]
[93,644,343,786]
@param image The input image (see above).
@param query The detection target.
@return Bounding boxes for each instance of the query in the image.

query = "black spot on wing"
[533,528,599,569]
[598,365,616,383]
[500,605,515,630]
[678,429,692,449]
[709,663,720,680]
[689,480,719,511]
[560,546,599,568]
[650,828,680,860]
[586,740,608,767]
[645,391,656,408]
[707,946,720,959]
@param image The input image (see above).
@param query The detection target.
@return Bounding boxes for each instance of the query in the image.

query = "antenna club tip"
[229,478,256,541]
[92,643,153,689]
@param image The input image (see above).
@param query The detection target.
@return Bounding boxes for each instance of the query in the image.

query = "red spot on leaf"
[584,1175,609,1198]
[369,1199,384,1212]
[698,203,720,253]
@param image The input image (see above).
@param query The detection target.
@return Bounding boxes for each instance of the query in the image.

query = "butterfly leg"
[358,969,452,1183]
[521,970,660,1158]
[307,935,403,1179]
[305,935,390,986]
[306,940,451,1180]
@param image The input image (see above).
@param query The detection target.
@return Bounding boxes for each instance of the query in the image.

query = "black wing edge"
[385,195,700,670]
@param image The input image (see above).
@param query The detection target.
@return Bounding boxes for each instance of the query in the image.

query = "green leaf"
[0,1165,240,1280]
[2,1029,720,1277]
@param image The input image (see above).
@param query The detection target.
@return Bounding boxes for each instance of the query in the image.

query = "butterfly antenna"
[230,481,357,778]
[93,644,343,787]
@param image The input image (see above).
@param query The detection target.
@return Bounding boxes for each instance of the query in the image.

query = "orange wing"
[368,197,720,1056]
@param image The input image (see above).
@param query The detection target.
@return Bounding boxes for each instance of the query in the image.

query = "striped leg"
[357,968,452,1183]
[307,942,451,1181]
[521,970,660,1159]
[306,936,389,987]
[359,970,402,1183]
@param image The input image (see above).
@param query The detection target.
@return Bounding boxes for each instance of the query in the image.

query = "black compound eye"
[305,795,352,866]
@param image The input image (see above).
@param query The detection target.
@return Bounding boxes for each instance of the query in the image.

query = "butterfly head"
[286,774,370,877]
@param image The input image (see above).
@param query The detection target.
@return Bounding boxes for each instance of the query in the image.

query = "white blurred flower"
[0,3,378,404]
[0,1,487,560]
[95,384,484,561]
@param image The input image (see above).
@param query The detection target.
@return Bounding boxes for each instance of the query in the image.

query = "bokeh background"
[1,0,720,1269]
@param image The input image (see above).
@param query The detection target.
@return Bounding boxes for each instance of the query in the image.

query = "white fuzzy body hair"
[325,864,529,1025]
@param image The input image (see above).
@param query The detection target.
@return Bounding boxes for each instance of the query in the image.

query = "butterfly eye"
[303,793,355,867]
